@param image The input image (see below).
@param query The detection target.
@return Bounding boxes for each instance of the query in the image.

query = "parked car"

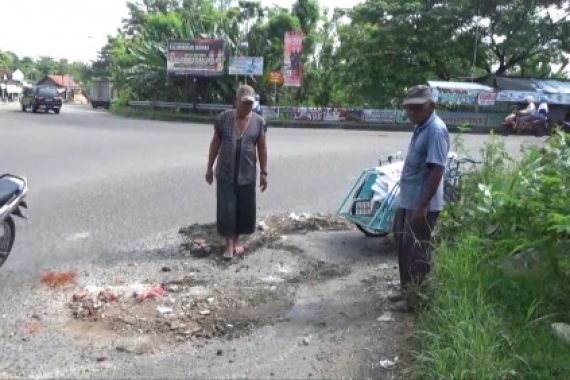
[21,86,62,114]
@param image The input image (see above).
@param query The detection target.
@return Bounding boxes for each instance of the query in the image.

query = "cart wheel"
[355,223,390,237]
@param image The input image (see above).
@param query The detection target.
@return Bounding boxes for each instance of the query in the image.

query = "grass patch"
[111,105,216,124]
[414,132,570,379]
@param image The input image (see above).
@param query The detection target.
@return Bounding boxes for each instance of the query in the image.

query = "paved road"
[0,102,548,378]
[0,103,539,273]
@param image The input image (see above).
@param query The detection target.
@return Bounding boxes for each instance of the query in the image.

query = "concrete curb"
[112,107,497,135]
[268,120,496,134]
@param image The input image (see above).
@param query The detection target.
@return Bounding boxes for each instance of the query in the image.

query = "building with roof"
[427,76,570,125]
[0,69,28,101]
[38,75,78,100]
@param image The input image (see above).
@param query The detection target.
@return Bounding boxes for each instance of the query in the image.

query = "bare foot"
[222,249,233,260]
[223,239,234,260]
[234,244,245,256]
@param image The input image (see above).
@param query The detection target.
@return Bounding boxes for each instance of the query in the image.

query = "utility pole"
[470,5,481,82]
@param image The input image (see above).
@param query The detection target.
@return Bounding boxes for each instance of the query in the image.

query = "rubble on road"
[69,286,121,319]
[67,278,297,343]
[136,284,164,302]
[176,213,354,259]
[63,214,366,347]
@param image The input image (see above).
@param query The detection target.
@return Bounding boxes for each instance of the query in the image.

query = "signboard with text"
[478,92,497,106]
[167,39,225,77]
[496,90,570,105]
[229,56,264,76]
[268,71,284,85]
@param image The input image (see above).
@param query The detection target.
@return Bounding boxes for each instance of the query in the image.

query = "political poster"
[283,31,303,87]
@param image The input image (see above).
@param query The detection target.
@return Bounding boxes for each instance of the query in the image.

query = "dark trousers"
[393,208,440,290]
[216,181,256,237]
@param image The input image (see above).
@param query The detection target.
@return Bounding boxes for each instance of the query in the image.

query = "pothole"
[64,214,355,344]
[175,213,353,260]
[67,281,296,342]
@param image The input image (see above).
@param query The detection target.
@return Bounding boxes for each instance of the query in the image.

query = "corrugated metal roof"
[428,81,494,92]
[495,77,536,91]
[533,79,570,94]
[494,77,570,94]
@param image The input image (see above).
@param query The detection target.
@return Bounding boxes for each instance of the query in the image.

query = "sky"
[0,0,363,63]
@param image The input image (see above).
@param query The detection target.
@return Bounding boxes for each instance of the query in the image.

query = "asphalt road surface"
[0,102,540,273]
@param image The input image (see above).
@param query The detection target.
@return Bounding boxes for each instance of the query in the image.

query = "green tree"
[307,9,342,107]
[109,3,242,102]
[335,0,570,106]
[247,8,301,104]
[36,56,59,76]
[0,51,18,71]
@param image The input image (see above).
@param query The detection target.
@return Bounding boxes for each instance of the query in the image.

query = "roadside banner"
[167,39,225,76]
[283,31,303,87]
[362,109,396,123]
[268,71,284,85]
[229,56,264,76]
[438,112,488,127]
[478,92,497,106]
[294,107,346,121]
[496,90,570,105]
[496,91,537,103]
[431,88,478,106]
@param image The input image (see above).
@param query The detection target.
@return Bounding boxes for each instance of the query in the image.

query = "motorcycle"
[502,113,553,137]
[0,174,28,268]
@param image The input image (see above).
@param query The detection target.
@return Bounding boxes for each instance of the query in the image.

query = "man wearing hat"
[391,85,449,310]
[205,85,268,259]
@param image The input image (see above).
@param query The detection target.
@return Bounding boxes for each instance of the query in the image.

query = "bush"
[415,132,570,379]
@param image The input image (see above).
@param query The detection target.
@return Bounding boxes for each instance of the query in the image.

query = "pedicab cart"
[336,152,478,237]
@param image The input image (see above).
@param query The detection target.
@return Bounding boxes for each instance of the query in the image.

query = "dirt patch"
[176,213,353,259]
[68,280,296,342]
[286,257,351,284]
[65,215,354,344]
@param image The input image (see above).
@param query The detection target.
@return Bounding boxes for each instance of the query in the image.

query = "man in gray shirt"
[392,85,449,309]
[206,85,268,259]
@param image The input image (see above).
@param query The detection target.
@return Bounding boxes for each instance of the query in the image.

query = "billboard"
[283,31,303,87]
[229,56,263,76]
[167,39,225,77]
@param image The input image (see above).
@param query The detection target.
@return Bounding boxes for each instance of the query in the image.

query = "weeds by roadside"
[111,105,216,123]
[415,131,570,379]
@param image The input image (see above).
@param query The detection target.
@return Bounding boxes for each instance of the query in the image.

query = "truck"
[89,79,112,109]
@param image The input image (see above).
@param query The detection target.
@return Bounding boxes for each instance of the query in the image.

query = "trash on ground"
[40,271,76,289]
[376,312,395,322]
[69,286,120,318]
[257,221,268,231]
[136,284,164,302]
[157,306,174,316]
[378,359,397,369]
[552,323,570,346]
